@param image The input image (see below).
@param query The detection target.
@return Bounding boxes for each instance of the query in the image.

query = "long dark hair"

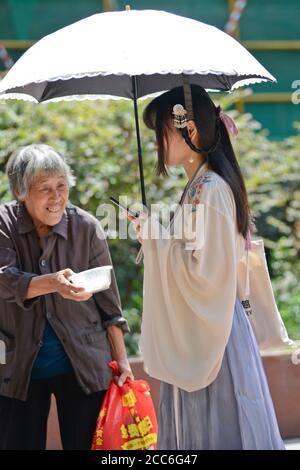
[143,85,254,239]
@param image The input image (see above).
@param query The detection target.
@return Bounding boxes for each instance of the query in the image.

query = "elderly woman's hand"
[50,269,93,302]
[115,359,134,386]
[26,269,94,301]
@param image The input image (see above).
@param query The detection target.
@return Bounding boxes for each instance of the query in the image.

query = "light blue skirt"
[158,297,285,450]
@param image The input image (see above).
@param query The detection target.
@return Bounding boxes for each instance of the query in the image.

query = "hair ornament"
[172,104,188,129]
[219,110,238,138]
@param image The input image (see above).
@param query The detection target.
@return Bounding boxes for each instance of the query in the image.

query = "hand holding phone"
[109,197,140,218]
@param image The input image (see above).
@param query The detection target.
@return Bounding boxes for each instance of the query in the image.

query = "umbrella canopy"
[0,9,277,205]
[0,9,276,101]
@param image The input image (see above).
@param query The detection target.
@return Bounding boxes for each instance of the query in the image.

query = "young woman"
[130,85,285,450]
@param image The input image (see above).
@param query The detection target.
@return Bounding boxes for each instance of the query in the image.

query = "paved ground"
[284,438,300,450]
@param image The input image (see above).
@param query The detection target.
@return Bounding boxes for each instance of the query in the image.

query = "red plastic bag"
[91,361,158,450]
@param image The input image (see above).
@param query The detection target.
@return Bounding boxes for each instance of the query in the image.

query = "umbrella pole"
[132,76,147,208]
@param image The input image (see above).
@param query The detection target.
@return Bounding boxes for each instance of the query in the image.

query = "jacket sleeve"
[139,178,238,392]
[0,227,40,310]
[89,221,129,333]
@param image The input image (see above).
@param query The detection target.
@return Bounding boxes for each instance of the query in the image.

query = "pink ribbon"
[219,111,239,138]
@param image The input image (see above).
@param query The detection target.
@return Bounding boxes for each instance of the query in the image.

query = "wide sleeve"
[139,178,238,392]
[0,226,39,310]
[89,221,129,333]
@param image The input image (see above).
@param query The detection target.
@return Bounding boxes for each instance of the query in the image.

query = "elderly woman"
[0,144,133,450]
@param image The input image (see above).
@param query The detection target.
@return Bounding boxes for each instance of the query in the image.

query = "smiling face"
[23,172,69,229]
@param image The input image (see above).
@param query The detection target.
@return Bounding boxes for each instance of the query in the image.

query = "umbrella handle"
[132,76,147,208]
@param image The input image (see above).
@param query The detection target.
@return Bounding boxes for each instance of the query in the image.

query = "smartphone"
[109,196,140,218]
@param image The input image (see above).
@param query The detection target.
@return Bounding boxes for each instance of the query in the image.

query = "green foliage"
[0,95,299,353]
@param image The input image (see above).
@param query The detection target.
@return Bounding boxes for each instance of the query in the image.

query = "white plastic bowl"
[69,265,112,294]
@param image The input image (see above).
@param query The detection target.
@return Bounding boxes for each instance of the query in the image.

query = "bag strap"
[245,228,252,297]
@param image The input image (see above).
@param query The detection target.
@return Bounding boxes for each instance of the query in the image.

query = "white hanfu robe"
[138,161,285,450]
[139,161,246,392]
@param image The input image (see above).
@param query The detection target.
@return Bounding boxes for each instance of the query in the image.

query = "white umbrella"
[0,9,276,205]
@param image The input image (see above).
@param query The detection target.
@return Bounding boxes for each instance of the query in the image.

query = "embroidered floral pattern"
[188,172,211,210]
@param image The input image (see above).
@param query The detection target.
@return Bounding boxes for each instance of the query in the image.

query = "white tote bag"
[237,237,294,352]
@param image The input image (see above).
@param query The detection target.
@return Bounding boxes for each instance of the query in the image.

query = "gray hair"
[6,144,76,200]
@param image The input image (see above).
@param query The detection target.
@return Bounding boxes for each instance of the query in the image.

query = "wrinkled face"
[23,172,69,227]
